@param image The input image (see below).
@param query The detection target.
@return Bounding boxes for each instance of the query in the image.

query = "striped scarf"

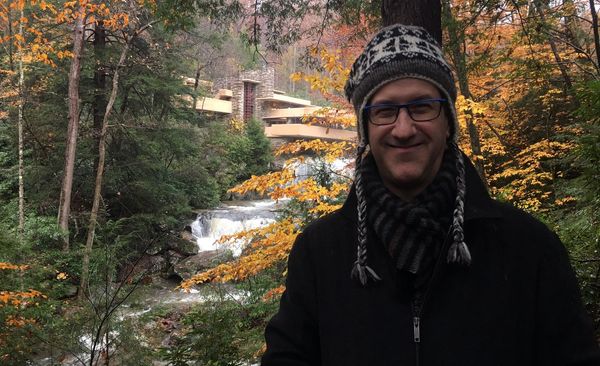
[362,151,457,278]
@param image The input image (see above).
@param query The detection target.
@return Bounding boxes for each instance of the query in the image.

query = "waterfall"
[191,200,279,256]
[190,157,351,256]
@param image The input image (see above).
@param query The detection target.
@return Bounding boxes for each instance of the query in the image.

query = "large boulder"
[168,233,198,256]
[118,254,167,282]
[173,250,232,280]
[162,250,186,279]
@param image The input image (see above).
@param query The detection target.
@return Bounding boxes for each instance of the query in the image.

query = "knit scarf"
[362,150,457,278]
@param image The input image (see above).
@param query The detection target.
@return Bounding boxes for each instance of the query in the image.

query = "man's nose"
[390,108,416,138]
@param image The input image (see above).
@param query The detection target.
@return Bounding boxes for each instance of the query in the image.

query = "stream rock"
[162,250,185,279]
[173,250,232,280]
[168,234,198,256]
[58,284,79,299]
[166,250,185,267]
[119,254,168,282]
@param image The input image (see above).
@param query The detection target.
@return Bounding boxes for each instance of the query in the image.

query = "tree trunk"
[381,0,442,44]
[58,9,86,251]
[93,20,107,142]
[6,7,14,72]
[80,19,157,298]
[442,0,488,187]
[562,0,582,50]
[80,39,130,300]
[192,60,202,109]
[17,4,25,242]
[533,0,573,92]
[590,0,600,72]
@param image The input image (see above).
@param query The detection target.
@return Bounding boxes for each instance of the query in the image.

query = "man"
[261,24,600,366]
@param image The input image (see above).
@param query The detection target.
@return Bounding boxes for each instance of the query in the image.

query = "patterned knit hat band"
[353,66,459,145]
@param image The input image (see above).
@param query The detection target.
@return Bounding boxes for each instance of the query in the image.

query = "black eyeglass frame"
[363,98,448,125]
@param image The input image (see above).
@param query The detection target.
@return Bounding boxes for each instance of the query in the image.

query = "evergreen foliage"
[546,80,600,327]
[2,0,600,363]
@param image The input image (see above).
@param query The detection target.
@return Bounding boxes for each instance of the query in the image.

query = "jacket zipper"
[412,305,421,366]
[411,227,453,366]
[412,296,422,366]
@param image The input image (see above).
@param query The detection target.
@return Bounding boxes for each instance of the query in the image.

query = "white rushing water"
[189,158,351,257]
[190,200,281,256]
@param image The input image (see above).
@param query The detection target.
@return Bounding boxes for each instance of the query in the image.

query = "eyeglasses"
[363,99,447,125]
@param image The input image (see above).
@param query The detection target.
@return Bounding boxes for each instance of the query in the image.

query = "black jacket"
[262,160,600,366]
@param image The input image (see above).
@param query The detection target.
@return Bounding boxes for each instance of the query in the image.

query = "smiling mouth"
[387,142,422,149]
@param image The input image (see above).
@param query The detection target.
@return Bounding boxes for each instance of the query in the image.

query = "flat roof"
[257,94,312,107]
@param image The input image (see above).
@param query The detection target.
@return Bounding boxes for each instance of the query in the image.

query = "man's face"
[366,78,450,200]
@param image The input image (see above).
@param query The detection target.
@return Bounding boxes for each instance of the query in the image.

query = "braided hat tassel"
[446,143,472,266]
[351,144,381,285]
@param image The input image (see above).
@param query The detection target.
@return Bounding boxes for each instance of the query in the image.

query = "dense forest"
[1,0,599,365]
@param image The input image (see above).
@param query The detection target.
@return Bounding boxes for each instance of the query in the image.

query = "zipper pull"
[413,316,421,343]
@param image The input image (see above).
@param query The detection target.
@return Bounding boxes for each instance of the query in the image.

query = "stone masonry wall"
[225,66,275,121]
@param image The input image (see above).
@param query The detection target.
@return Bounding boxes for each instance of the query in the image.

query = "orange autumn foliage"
[0,263,46,340]
[180,48,357,292]
[182,1,597,293]
[0,0,134,67]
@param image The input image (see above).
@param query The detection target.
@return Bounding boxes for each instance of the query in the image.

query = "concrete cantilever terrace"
[190,67,356,142]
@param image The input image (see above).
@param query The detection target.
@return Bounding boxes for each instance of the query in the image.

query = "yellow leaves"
[0,263,46,332]
[56,272,68,280]
[8,0,25,10]
[228,118,245,133]
[300,106,356,129]
[489,139,576,212]
[179,219,301,289]
[290,72,303,83]
[457,96,486,118]
[12,33,25,44]
[182,46,358,290]
[262,285,285,302]
[53,1,129,30]
[292,47,353,102]
[5,315,36,328]
[229,158,350,205]
[309,201,342,215]
[270,178,344,203]
[103,12,130,30]
[0,289,46,307]
[0,292,11,305]
[555,196,577,207]
[456,95,488,136]
[56,50,72,59]
[229,169,295,197]
[276,139,353,162]
[0,263,29,271]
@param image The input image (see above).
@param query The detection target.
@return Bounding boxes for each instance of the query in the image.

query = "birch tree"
[57,5,86,251]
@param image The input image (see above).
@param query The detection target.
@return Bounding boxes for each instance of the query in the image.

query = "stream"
[33,199,280,366]
[34,158,345,365]
[190,199,281,256]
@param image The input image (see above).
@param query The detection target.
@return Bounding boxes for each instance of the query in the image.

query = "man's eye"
[409,102,434,114]
[372,107,397,118]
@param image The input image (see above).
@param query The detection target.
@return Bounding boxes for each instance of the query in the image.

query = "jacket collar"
[340,154,501,223]
[461,153,502,220]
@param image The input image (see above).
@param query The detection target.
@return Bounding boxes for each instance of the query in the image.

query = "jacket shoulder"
[291,207,356,262]
[302,208,352,237]
[491,200,565,256]
[494,201,554,233]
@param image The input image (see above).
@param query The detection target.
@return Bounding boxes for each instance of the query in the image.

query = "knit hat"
[344,24,471,286]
